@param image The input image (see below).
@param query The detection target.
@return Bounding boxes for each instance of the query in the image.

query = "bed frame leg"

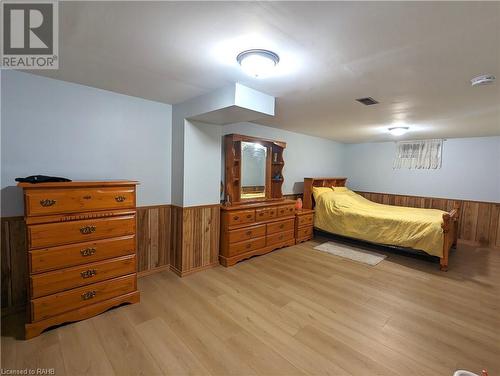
[439,258,448,272]
[440,204,459,272]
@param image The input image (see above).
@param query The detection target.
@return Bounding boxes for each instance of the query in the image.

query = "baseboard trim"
[137,264,171,278]
[169,262,219,277]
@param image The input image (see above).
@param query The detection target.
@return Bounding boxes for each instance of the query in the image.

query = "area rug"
[313,242,387,266]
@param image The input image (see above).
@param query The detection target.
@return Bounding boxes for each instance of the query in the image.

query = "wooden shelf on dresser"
[220,200,297,266]
[18,180,140,339]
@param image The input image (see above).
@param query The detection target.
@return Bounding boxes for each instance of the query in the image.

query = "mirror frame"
[224,134,287,205]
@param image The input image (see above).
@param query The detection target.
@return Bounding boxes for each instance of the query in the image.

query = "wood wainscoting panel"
[170,204,220,277]
[136,205,171,274]
[170,205,184,273]
[1,216,27,314]
[357,191,500,248]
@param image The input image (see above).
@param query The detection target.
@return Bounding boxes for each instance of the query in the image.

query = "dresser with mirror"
[220,134,304,266]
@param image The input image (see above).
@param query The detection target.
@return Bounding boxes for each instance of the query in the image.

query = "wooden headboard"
[303,177,347,209]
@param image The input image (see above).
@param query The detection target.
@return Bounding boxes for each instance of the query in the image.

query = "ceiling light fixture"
[237,49,280,78]
[388,126,409,136]
[471,74,496,86]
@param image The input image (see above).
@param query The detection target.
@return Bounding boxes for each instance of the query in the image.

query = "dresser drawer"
[297,214,314,227]
[28,215,136,249]
[227,209,255,226]
[30,236,136,274]
[296,226,313,239]
[227,237,266,257]
[31,274,136,321]
[25,187,135,216]
[228,225,266,244]
[266,230,294,246]
[276,205,295,217]
[30,255,136,298]
[267,219,295,234]
[255,208,277,221]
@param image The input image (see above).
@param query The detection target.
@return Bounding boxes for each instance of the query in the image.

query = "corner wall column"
[169,204,220,277]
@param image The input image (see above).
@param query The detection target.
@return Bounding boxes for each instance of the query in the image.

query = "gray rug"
[314,242,387,266]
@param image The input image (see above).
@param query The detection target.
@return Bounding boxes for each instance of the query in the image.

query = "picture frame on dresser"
[18,180,140,339]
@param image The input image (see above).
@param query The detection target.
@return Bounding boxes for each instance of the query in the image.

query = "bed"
[303,177,459,271]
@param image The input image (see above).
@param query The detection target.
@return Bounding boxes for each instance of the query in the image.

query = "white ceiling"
[28,1,500,143]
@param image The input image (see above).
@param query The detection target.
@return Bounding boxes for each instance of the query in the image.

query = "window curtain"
[393,139,443,169]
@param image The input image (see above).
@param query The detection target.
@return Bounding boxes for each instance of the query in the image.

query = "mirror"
[241,141,267,199]
[224,134,286,203]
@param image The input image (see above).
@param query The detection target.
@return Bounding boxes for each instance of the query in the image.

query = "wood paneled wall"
[170,204,220,277]
[357,191,500,248]
[1,216,27,313]
[136,205,171,275]
[1,203,221,313]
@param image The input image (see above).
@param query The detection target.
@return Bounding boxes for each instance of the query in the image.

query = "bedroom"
[1,1,499,375]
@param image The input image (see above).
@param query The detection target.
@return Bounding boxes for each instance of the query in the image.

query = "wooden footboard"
[439,203,460,271]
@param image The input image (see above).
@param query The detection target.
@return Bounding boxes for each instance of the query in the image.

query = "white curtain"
[393,139,443,169]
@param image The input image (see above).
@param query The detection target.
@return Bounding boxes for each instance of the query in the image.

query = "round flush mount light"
[471,74,496,86]
[388,126,410,136]
[237,49,280,78]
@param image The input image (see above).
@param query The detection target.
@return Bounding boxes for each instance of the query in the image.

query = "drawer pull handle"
[234,216,239,220]
[246,244,251,249]
[81,291,96,300]
[279,224,284,229]
[80,247,96,257]
[259,213,264,216]
[80,225,96,235]
[115,195,126,202]
[246,214,252,219]
[83,195,92,200]
[81,269,97,279]
[40,199,56,207]
[246,231,252,236]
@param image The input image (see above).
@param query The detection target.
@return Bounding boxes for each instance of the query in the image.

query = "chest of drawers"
[18,181,140,339]
[220,200,297,266]
[295,209,315,243]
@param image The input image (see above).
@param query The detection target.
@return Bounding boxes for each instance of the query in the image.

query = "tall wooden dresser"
[18,181,140,339]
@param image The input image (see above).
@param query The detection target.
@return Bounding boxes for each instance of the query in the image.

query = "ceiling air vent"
[356,97,379,106]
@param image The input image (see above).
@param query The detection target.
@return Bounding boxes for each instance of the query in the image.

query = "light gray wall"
[170,84,236,206]
[3,72,497,214]
[183,120,222,206]
[172,83,274,206]
[234,83,274,116]
[1,71,172,216]
[222,122,346,195]
[344,137,500,202]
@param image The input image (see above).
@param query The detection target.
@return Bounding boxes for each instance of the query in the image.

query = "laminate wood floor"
[2,237,499,376]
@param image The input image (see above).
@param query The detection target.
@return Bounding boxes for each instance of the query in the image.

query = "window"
[393,139,443,169]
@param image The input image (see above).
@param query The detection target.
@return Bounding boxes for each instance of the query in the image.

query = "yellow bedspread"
[313,189,446,257]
